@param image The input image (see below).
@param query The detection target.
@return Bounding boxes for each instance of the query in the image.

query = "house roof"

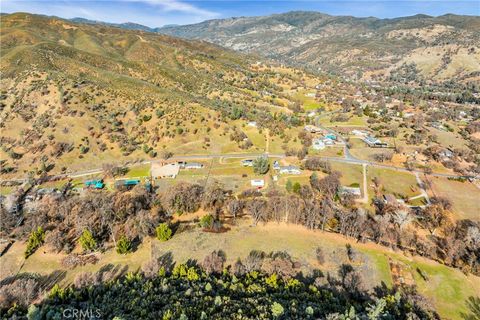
[251,179,265,187]
[280,165,300,171]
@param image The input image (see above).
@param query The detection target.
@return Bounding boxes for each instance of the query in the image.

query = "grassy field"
[367,167,419,199]
[309,146,344,157]
[2,221,478,319]
[330,162,363,187]
[318,115,368,127]
[428,177,480,221]
[293,90,324,111]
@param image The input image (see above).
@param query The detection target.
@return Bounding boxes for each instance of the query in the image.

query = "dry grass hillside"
[0,13,320,177]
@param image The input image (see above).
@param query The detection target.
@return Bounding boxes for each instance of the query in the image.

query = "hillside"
[158,11,480,84]
[0,13,319,176]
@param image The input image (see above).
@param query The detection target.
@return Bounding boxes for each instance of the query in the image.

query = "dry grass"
[428,176,480,221]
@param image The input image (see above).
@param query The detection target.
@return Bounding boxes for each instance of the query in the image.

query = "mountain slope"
[158,11,480,83]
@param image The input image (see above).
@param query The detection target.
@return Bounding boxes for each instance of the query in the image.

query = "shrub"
[25,227,45,258]
[79,229,97,252]
[199,214,214,229]
[156,223,172,242]
[116,235,132,254]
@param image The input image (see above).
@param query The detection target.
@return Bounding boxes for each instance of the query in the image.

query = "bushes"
[156,223,172,242]
[24,227,45,258]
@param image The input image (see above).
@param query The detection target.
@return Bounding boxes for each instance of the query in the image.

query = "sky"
[1,0,479,27]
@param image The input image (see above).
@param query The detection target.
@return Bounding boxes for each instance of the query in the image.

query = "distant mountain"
[157,11,480,83]
[70,17,156,32]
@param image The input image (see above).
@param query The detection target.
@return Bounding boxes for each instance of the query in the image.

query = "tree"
[116,235,132,254]
[253,156,269,174]
[271,302,284,318]
[247,198,267,225]
[25,227,45,258]
[292,182,301,194]
[156,223,172,241]
[79,229,97,252]
[286,179,293,193]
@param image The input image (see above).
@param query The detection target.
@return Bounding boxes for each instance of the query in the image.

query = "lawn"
[428,177,480,221]
[124,164,150,178]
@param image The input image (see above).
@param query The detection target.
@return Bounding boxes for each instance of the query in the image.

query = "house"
[312,139,325,150]
[185,162,203,169]
[251,179,265,189]
[363,136,388,148]
[340,186,361,197]
[383,194,397,204]
[279,165,301,175]
[241,159,254,167]
[247,121,257,127]
[439,148,454,160]
[273,160,280,170]
[351,129,368,137]
[323,138,335,146]
[307,111,316,118]
[85,179,104,189]
[304,125,323,133]
[151,162,179,179]
[114,179,140,189]
[305,92,316,98]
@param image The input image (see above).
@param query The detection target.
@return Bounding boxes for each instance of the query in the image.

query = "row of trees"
[2,170,478,276]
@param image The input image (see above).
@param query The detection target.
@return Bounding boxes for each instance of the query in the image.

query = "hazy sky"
[1,0,479,27]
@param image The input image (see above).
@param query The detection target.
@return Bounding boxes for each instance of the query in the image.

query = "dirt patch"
[389,258,415,287]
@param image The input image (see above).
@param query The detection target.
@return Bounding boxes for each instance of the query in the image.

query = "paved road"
[0,151,471,185]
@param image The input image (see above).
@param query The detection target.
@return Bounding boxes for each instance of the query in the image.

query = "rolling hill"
[0,13,316,176]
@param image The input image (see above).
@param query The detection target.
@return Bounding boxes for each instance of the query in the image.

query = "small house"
[185,162,203,169]
[323,138,335,146]
[241,159,254,167]
[340,186,361,197]
[312,139,325,150]
[247,121,257,127]
[363,136,388,148]
[304,125,322,133]
[273,160,280,170]
[251,179,265,189]
[351,130,368,137]
[439,148,454,160]
[279,165,301,175]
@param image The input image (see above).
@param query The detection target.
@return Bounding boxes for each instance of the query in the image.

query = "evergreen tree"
[79,229,97,252]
